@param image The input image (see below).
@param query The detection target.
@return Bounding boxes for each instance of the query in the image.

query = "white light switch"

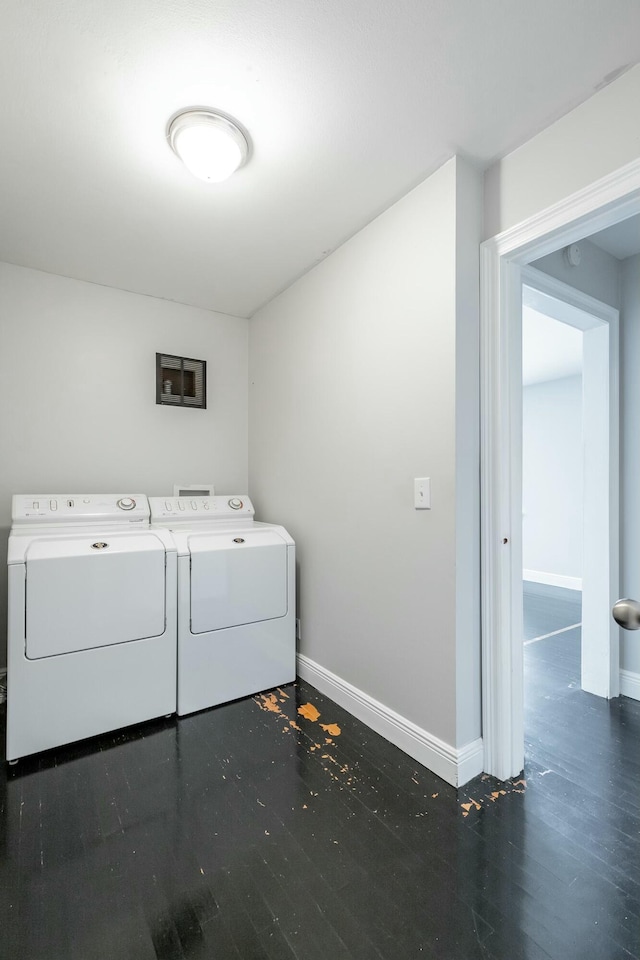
[414,477,431,509]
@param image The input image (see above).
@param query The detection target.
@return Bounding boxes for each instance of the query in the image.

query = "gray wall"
[522,375,583,582]
[483,64,640,239]
[249,157,482,752]
[0,262,249,668]
[533,239,621,309]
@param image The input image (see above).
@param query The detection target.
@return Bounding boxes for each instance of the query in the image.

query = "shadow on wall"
[0,526,7,670]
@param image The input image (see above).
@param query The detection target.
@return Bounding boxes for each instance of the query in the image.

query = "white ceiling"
[523,308,583,387]
[589,214,640,259]
[1,2,639,318]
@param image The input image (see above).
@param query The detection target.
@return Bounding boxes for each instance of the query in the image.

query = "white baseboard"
[297,653,483,788]
[620,668,640,701]
[523,569,582,592]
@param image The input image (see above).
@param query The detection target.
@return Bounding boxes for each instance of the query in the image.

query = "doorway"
[480,160,640,781]
[520,273,621,771]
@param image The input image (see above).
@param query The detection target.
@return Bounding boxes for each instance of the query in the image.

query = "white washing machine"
[6,494,177,762]
[149,495,295,715]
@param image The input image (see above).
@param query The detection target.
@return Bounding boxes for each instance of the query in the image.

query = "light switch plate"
[414,477,431,509]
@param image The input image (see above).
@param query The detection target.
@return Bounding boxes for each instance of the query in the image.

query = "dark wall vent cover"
[156,353,207,409]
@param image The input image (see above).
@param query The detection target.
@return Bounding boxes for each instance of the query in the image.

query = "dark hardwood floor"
[1,603,638,959]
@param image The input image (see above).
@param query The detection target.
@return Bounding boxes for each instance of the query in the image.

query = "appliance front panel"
[25,534,166,658]
[189,531,288,633]
[12,494,149,525]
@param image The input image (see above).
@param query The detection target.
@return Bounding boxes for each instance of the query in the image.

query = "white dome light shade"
[168,110,249,183]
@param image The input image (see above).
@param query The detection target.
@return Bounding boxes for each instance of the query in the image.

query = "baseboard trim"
[297,654,483,787]
[620,668,640,701]
[523,569,582,592]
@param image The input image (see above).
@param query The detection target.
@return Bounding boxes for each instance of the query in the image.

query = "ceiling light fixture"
[167,109,249,183]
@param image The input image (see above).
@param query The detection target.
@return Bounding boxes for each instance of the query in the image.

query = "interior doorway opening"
[480,159,640,782]
[520,276,620,772]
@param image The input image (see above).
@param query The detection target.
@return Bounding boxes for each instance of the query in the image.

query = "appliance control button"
[203,501,210,509]
[117,498,136,511]
[32,501,39,509]
[190,500,197,509]
[50,500,58,510]
[178,502,185,511]
[164,500,171,510]
[228,498,243,510]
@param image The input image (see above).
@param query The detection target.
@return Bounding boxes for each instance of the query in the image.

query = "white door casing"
[480,157,640,781]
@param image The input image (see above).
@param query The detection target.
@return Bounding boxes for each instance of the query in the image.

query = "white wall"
[532,239,621,310]
[454,157,483,748]
[0,262,249,666]
[249,156,482,764]
[484,65,640,239]
[522,375,583,583]
[620,253,640,678]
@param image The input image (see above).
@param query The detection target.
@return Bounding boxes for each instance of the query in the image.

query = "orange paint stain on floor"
[278,688,290,699]
[255,693,282,714]
[289,719,301,731]
[319,722,341,736]
[298,702,321,722]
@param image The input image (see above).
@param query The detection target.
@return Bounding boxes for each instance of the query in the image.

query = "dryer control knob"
[117,497,136,511]
[228,498,243,510]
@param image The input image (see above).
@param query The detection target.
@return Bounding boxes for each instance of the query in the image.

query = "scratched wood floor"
[1,595,638,959]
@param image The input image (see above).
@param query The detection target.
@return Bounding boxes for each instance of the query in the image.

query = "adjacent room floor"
[1,621,638,960]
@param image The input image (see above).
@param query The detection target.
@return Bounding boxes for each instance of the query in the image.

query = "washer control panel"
[149,495,254,522]
[12,495,150,525]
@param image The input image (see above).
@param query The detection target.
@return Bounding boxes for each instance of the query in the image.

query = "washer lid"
[189,529,288,634]
[24,533,167,659]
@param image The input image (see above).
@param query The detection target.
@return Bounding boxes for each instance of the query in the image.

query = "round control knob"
[117,497,136,511]
[228,498,243,510]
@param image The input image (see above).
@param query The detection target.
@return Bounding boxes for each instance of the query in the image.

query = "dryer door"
[189,529,288,634]
[25,533,166,658]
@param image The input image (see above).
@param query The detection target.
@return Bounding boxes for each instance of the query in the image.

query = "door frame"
[480,157,640,781]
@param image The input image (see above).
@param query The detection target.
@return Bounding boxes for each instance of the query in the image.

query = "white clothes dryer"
[6,494,177,762]
[149,495,295,716]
